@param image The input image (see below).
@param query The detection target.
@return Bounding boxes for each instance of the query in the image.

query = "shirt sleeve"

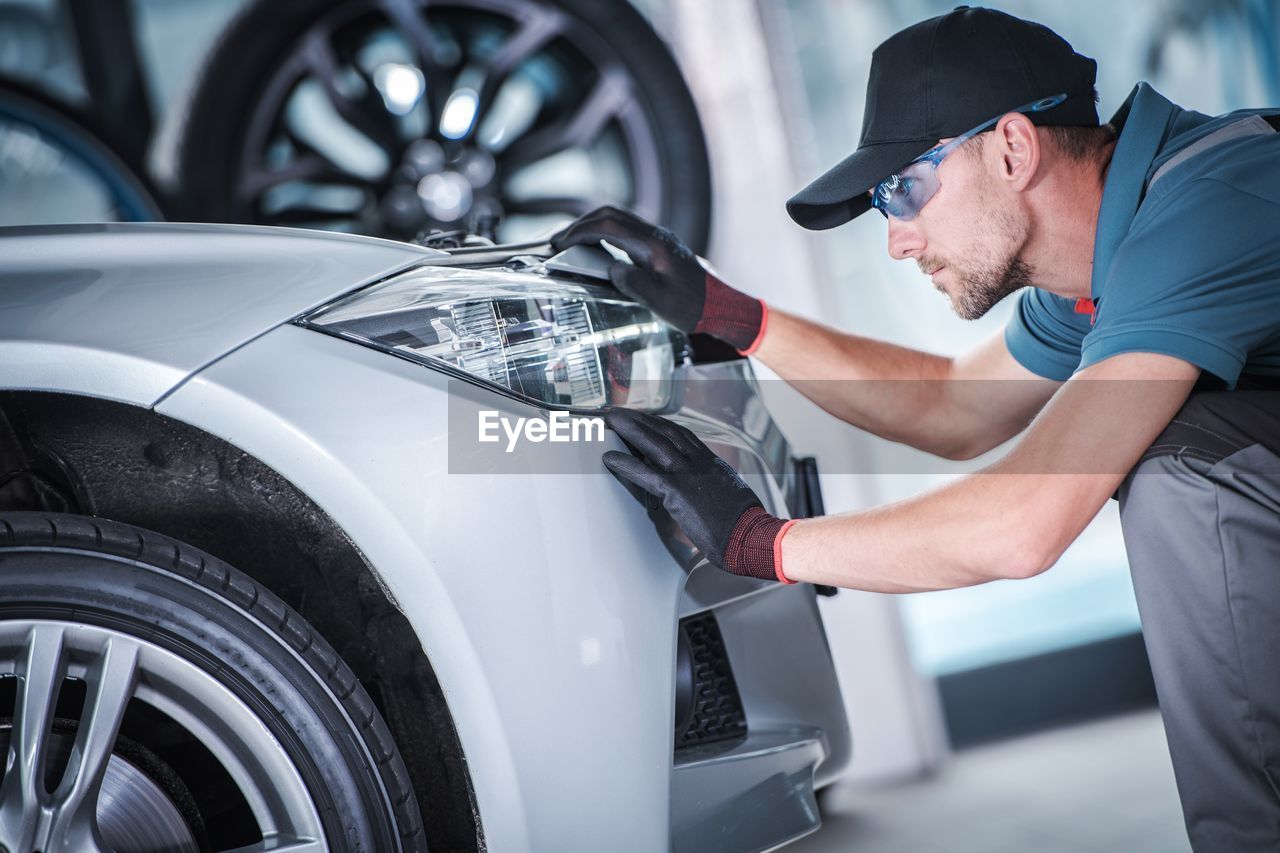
[1004,287,1091,380]
[1080,177,1280,389]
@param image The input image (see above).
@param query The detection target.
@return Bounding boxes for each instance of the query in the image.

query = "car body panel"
[671,728,826,852]
[672,561,850,851]
[0,223,440,405]
[157,324,685,850]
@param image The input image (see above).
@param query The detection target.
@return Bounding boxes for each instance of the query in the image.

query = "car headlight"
[299,265,684,411]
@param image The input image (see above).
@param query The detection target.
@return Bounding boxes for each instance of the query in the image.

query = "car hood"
[0,222,442,406]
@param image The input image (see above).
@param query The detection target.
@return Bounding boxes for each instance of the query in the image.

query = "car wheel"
[0,512,425,852]
[174,0,713,250]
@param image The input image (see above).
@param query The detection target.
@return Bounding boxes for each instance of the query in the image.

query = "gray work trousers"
[1118,386,1280,852]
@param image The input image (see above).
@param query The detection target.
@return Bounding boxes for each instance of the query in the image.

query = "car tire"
[0,511,426,852]
[173,0,713,251]
[0,76,166,224]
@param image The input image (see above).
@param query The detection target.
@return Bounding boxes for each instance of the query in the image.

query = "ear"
[991,112,1041,192]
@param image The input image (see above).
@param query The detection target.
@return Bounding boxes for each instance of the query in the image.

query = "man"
[552,7,1280,851]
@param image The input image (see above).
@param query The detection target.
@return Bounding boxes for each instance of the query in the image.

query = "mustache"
[917,258,945,276]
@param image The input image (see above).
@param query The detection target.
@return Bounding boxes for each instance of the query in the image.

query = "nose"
[885,215,925,261]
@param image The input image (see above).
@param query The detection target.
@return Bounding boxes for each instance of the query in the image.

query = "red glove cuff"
[694,272,765,353]
[737,301,769,356]
[724,506,797,584]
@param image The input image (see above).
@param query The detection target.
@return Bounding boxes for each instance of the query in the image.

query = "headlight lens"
[299,265,683,411]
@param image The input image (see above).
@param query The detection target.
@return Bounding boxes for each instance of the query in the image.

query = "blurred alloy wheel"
[176,0,713,249]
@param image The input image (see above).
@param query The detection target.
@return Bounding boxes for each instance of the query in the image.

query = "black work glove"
[602,407,796,583]
[551,206,767,353]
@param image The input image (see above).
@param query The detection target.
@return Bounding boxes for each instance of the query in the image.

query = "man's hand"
[551,206,767,353]
[602,407,795,582]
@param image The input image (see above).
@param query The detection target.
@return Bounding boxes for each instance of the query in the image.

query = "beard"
[921,195,1035,321]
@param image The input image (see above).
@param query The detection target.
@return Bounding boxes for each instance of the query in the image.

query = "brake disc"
[0,719,200,852]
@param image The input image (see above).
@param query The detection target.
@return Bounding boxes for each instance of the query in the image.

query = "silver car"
[0,222,851,852]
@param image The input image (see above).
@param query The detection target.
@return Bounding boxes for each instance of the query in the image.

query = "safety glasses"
[871,93,1068,221]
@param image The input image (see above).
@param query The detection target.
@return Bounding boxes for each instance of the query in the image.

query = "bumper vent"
[674,611,747,752]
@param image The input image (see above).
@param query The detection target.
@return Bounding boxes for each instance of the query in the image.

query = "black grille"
[674,611,747,752]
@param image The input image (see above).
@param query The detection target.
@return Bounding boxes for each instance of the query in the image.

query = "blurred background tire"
[175,0,713,250]
[0,76,163,225]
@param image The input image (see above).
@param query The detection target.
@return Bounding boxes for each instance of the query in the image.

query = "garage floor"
[791,709,1192,853]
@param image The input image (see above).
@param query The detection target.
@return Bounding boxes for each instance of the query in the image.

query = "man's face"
[880,137,1034,320]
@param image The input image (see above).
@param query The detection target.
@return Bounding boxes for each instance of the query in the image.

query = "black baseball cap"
[786,6,1099,230]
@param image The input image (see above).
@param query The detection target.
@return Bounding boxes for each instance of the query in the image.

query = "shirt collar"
[1091,83,1179,301]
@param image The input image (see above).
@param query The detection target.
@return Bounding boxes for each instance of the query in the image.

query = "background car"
[0,221,851,851]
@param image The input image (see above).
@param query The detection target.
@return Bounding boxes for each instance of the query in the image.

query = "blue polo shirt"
[1005,84,1280,388]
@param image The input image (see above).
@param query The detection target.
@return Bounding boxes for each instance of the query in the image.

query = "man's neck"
[1026,144,1117,301]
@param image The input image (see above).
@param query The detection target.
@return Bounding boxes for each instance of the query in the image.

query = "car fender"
[156,323,687,852]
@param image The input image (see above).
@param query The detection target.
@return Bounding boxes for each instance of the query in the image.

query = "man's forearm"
[771,354,1200,593]
[775,472,1058,592]
[751,306,978,457]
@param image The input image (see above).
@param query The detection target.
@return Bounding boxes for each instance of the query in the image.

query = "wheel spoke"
[501,68,631,171]
[377,0,449,119]
[302,30,400,153]
[238,153,371,201]
[470,10,566,135]
[51,636,139,822]
[0,624,65,847]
